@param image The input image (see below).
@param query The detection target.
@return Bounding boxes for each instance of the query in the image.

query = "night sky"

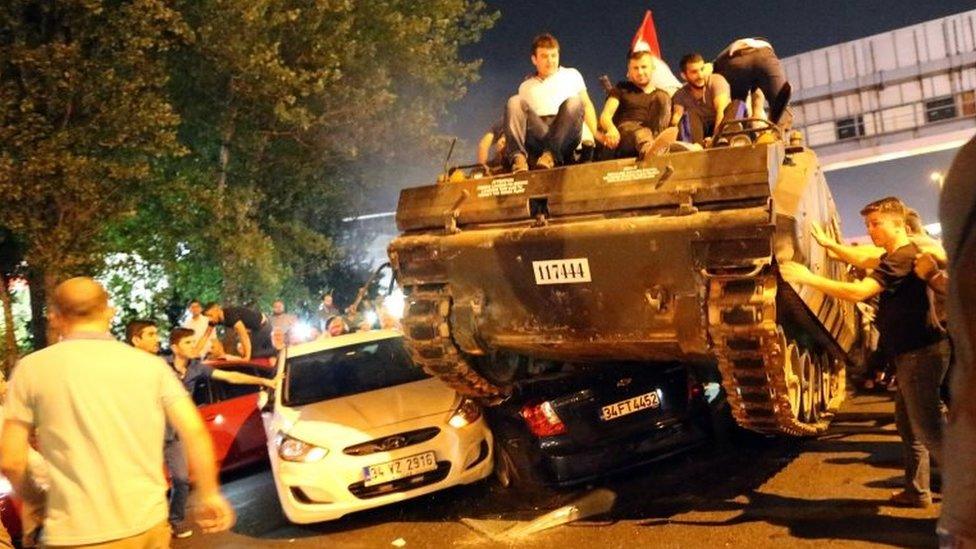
[427,0,973,235]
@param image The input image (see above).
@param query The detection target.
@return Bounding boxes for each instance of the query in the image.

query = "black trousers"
[714,47,791,124]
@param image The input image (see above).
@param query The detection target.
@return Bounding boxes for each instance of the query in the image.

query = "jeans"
[163,437,191,524]
[505,95,583,166]
[893,340,949,499]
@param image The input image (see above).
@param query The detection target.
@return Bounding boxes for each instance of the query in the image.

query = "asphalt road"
[176,392,941,548]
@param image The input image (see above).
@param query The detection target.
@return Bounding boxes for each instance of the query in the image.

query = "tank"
[388,125,859,436]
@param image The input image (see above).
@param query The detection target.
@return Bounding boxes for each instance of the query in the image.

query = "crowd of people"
[478,34,791,172]
[0,286,392,547]
[0,29,973,549]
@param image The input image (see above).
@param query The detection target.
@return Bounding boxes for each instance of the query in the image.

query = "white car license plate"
[363,451,437,487]
[600,390,661,421]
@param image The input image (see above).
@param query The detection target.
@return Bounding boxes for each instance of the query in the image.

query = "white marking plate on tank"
[533,258,592,285]
[602,166,660,184]
[476,177,528,198]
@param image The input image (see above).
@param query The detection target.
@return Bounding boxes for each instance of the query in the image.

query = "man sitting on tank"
[503,33,601,173]
[599,50,677,160]
[669,53,737,146]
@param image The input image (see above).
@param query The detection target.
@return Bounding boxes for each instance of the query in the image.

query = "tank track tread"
[708,272,845,437]
[400,284,506,401]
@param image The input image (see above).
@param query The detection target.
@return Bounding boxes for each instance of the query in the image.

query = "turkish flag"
[630,10,661,58]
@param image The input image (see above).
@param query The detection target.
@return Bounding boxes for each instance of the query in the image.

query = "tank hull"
[390,142,858,435]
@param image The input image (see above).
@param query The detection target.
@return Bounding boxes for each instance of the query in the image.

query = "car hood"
[277,377,458,443]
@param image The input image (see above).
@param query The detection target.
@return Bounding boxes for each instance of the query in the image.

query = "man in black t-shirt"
[781,196,947,509]
[202,303,276,360]
[599,50,675,160]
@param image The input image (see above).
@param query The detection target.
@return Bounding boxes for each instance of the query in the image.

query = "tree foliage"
[0,0,497,344]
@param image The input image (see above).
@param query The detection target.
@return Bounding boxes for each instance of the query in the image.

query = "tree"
[162,0,497,302]
[0,228,26,374]
[0,0,188,347]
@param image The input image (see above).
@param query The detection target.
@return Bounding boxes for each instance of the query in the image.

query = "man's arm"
[780,261,883,303]
[810,222,883,269]
[914,252,949,295]
[599,96,621,149]
[579,89,600,143]
[211,369,276,389]
[192,325,214,358]
[233,321,252,361]
[0,420,32,497]
[670,103,684,127]
[712,91,731,134]
[165,395,235,533]
[476,132,495,165]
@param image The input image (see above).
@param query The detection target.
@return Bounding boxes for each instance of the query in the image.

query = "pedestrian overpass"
[782,9,976,171]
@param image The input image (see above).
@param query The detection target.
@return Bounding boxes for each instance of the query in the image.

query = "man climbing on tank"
[504,33,601,172]
[712,37,792,128]
[780,197,948,509]
[599,50,678,160]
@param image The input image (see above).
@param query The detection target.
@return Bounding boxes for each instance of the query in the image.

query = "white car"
[266,329,493,523]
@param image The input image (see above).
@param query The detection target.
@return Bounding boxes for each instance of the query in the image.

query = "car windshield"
[283,336,430,406]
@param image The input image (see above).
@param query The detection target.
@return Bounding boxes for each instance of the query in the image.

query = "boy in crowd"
[161,328,275,537]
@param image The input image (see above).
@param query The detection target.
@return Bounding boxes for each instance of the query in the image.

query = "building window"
[960,91,975,117]
[925,97,958,123]
[835,115,865,140]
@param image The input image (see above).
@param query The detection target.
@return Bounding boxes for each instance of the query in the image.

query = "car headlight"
[275,432,328,462]
[448,398,482,428]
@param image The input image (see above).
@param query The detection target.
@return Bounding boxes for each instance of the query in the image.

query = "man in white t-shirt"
[504,33,601,172]
[184,299,216,358]
[0,278,234,547]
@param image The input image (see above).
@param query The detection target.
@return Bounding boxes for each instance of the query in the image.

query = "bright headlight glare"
[276,433,328,462]
[448,398,482,428]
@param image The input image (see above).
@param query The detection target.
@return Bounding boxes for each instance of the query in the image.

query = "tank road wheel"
[800,352,820,424]
[818,353,832,413]
[825,357,847,412]
[784,342,803,419]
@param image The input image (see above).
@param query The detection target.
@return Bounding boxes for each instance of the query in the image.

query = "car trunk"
[519,364,690,447]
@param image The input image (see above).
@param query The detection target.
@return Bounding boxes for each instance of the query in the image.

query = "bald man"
[0,277,235,547]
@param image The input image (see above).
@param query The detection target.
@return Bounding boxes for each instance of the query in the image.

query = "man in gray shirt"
[670,52,732,145]
[0,277,234,546]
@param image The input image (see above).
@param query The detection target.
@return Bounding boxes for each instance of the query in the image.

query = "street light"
[929,171,945,188]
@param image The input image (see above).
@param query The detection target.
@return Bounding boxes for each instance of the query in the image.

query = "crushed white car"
[267,329,493,523]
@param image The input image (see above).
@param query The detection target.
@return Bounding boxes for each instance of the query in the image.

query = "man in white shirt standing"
[504,33,601,172]
[185,299,215,358]
[0,277,234,547]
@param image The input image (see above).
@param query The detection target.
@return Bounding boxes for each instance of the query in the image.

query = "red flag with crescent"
[630,10,662,58]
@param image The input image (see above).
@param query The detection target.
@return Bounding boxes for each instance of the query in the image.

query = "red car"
[0,485,21,545]
[190,358,276,473]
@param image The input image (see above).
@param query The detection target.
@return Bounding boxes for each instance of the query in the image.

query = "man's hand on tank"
[779,261,813,284]
[603,127,620,148]
[913,253,939,280]
[810,222,836,248]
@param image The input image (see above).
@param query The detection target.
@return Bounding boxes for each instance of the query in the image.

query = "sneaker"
[171,521,194,539]
[535,150,555,170]
[640,127,679,159]
[888,490,932,508]
[511,154,528,173]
